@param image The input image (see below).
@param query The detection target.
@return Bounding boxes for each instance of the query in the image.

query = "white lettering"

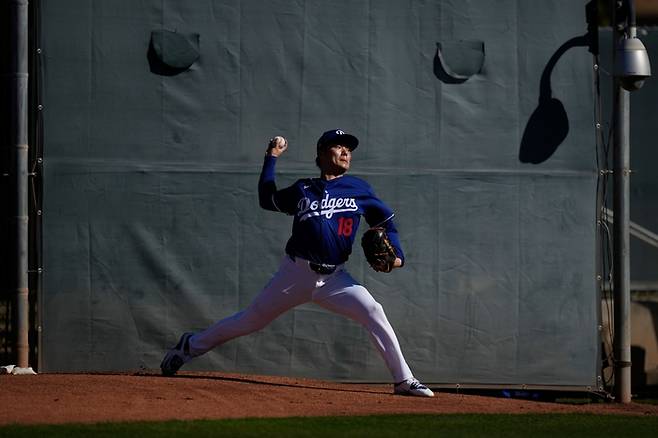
[298,197,310,212]
[297,193,359,221]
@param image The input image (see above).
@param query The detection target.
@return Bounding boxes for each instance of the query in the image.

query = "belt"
[308,262,337,275]
[288,254,338,275]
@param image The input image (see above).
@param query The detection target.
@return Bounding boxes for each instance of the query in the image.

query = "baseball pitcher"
[161,129,433,397]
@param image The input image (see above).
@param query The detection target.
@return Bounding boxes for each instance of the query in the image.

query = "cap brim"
[328,134,359,150]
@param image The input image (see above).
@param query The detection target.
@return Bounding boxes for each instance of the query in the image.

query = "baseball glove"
[361,227,397,273]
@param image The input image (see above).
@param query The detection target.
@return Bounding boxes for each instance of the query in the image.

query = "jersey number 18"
[337,217,354,237]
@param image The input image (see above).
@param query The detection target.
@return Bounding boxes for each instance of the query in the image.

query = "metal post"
[9,0,30,368]
[612,0,632,404]
[612,84,632,403]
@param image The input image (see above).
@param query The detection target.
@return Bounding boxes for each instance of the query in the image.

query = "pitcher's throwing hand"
[267,136,288,157]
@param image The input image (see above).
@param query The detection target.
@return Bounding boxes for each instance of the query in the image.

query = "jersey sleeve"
[258,155,299,215]
[363,185,405,265]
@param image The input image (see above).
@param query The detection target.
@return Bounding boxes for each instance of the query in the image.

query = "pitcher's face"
[320,144,351,174]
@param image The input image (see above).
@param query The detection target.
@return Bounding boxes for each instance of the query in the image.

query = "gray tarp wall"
[40,0,599,387]
[0,0,11,364]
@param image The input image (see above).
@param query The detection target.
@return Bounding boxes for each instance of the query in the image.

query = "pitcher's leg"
[190,256,312,356]
[313,280,413,383]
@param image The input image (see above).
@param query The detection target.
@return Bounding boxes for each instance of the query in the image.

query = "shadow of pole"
[519,34,590,164]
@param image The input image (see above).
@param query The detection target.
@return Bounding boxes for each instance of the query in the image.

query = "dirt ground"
[1,371,657,425]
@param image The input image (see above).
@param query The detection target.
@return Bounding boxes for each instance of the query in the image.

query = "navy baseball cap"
[316,129,359,152]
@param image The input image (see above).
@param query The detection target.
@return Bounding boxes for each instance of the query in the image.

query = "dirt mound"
[1,372,656,425]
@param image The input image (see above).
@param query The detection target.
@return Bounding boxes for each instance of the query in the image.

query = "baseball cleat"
[394,378,434,397]
[160,332,194,376]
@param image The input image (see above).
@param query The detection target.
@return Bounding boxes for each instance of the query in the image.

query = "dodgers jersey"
[258,155,404,266]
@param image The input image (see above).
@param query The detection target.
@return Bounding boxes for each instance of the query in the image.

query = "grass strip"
[1,413,658,438]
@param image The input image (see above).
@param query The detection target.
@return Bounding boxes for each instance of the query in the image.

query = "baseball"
[268,135,288,157]
[271,136,287,148]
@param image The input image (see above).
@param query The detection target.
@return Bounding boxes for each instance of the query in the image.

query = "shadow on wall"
[147,29,200,76]
[519,1,598,164]
[433,2,598,164]
[518,35,590,164]
[433,40,485,84]
[632,345,648,390]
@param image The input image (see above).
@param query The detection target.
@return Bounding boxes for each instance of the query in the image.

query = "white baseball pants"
[188,255,414,383]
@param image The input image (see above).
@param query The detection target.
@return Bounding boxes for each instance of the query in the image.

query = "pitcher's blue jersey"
[258,155,404,265]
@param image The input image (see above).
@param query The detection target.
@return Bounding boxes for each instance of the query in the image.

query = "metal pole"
[612,0,632,404]
[9,0,30,368]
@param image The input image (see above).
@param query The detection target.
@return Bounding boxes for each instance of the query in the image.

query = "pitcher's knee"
[351,286,386,318]
[367,301,385,318]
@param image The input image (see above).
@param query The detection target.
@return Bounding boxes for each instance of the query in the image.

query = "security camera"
[615,37,652,91]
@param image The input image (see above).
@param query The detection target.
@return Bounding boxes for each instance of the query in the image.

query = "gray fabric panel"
[40,0,598,386]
